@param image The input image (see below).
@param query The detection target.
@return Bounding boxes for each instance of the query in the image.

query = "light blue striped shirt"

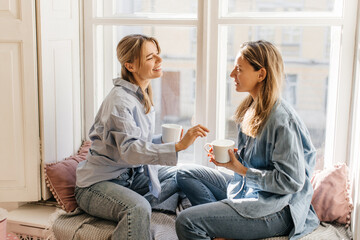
[76,78,178,190]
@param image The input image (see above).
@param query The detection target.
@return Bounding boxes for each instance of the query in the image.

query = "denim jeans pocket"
[116,168,132,181]
[109,169,132,187]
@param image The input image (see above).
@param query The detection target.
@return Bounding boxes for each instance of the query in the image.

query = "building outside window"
[281,27,302,57]
[283,74,297,107]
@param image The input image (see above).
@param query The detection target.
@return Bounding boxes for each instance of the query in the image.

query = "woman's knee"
[175,211,187,235]
[176,164,201,182]
[175,208,195,231]
[129,197,152,218]
[107,192,152,223]
[176,208,203,239]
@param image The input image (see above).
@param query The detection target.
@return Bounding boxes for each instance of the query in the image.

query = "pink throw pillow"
[45,141,91,212]
[311,163,353,226]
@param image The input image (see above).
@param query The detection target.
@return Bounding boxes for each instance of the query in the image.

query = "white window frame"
[84,0,359,168]
[349,6,360,235]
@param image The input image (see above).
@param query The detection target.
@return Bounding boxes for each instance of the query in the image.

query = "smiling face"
[128,40,162,89]
[230,53,266,99]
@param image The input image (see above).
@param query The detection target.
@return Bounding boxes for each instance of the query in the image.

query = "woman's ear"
[258,68,267,82]
[124,62,135,72]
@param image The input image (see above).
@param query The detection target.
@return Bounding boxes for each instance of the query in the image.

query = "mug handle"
[203,143,212,153]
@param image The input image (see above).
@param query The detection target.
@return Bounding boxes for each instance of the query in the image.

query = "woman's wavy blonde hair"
[234,40,284,137]
[116,34,161,114]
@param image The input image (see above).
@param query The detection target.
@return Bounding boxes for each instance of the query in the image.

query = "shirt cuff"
[245,167,262,189]
[157,142,178,166]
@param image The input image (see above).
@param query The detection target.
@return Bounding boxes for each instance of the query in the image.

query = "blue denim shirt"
[76,78,177,187]
[222,99,319,240]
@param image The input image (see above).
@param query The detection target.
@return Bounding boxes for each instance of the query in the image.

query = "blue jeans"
[175,164,293,240]
[75,166,179,240]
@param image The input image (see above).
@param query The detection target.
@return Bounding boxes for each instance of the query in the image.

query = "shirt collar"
[113,78,144,99]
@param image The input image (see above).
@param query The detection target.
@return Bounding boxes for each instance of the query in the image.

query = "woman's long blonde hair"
[234,40,284,137]
[116,34,161,114]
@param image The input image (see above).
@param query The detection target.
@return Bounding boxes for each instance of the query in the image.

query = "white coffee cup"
[162,124,183,143]
[204,139,235,163]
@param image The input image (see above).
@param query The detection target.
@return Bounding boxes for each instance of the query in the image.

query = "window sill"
[6,203,58,239]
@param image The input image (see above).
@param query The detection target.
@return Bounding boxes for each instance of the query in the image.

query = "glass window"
[95,0,198,18]
[223,25,337,170]
[85,0,357,170]
[94,25,197,163]
[283,74,298,106]
[225,0,339,13]
[256,27,276,43]
[281,27,302,56]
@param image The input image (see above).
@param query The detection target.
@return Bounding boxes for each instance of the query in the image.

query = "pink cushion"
[311,163,353,226]
[45,141,91,212]
[0,219,6,240]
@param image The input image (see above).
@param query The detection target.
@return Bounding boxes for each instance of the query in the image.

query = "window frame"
[349,6,360,234]
[83,0,359,168]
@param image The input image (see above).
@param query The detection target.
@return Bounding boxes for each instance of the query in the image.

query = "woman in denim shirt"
[75,34,209,240]
[176,40,319,240]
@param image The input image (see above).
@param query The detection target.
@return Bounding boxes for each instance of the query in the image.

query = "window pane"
[222,25,339,170]
[95,25,197,163]
[95,0,197,18]
[225,0,340,13]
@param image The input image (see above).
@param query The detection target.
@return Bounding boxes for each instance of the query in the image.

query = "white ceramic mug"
[162,124,183,143]
[204,139,235,163]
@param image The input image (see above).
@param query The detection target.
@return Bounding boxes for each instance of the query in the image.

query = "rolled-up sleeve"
[103,107,177,166]
[245,120,305,195]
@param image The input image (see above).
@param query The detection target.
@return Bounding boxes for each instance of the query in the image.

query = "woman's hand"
[175,124,209,152]
[209,148,248,176]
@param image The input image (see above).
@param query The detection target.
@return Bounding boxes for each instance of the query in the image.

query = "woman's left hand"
[209,148,248,176]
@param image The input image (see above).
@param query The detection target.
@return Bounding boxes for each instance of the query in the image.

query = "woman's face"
[230,53,263,98]
[132,40,162,88]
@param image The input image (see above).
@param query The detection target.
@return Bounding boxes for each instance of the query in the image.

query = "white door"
[0,0,40,201]
[37,0,82,200]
